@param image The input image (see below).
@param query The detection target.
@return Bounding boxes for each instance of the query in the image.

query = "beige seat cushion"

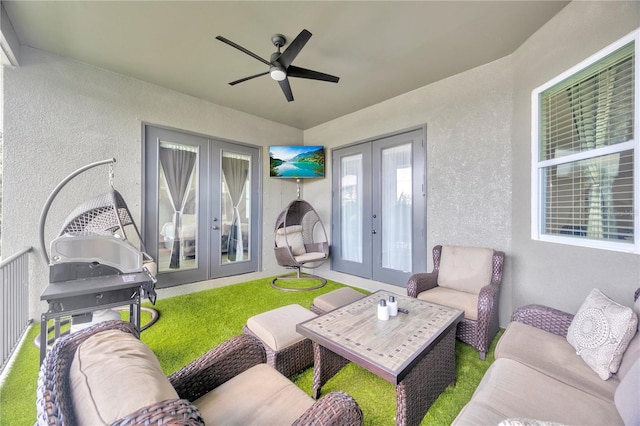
[438,245,494,294]
[314,287,365,312]
[496,321,618,401]
[452,358,624,426]
[294,251,327,263]
[69,329,179,425]
[194,363,314,425]
[417,286,477,320]
[275,225,306,256]
[246,304,317,351]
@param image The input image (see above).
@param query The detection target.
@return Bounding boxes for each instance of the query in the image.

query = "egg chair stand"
[271,198,329,292]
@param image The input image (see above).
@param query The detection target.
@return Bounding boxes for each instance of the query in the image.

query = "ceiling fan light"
[270,66,287,81]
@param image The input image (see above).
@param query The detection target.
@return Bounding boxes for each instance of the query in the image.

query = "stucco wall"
[510,1,640,313]
[3,47,302,319]
[303,56,514,324]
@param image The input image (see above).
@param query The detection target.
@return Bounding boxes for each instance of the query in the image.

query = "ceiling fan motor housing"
[271,34,286,48]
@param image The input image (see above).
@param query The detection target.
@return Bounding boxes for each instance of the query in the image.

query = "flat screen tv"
[269,145,325,178]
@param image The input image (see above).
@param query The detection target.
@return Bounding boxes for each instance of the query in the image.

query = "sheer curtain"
[340,154,363,262]
[222,154,249,261]
[159,144,197,268]
[568,63,628,240]
[381,144,412,272]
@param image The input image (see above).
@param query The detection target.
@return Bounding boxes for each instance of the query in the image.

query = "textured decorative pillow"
[498,419,565,426]
[567,289,638,380]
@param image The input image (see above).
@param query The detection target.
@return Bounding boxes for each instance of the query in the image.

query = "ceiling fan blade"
[278,78,294,102]
[287,65,339,83]
[278,29,312,68]
[228,71,269,86]
[216,35,271,66]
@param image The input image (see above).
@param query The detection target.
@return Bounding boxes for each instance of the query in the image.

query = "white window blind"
[533,34,637,251]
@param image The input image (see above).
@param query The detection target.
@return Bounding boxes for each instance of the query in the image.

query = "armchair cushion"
[567,289,638,380]
[69,329,179,425]
[416,286,478,320]
[275,225,306,256]
[438,245,494,294]
[194,363,314,425]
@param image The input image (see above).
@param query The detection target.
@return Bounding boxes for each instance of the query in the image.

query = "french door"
[143,125,261,287]
[331,128,426,286]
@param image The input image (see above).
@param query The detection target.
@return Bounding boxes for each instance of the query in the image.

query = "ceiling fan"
[216,29,339,102]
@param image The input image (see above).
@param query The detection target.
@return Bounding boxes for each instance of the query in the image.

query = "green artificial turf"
[0,277,501,425]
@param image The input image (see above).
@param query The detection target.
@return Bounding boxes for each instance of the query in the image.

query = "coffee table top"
[297,290,463,384]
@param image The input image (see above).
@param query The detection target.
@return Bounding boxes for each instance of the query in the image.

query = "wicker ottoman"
[243,304,317,378]
[310,287,366,314]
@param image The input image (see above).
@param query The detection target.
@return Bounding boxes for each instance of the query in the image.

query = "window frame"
[531,30,640,254]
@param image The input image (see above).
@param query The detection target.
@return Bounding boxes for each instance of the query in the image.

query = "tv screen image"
[269,145,325,178]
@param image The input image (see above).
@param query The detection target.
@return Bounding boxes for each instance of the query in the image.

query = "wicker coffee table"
[297,290,463,426]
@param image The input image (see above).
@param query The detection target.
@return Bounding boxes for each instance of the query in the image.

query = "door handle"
[372,230,377,234]
[212,226,219,230]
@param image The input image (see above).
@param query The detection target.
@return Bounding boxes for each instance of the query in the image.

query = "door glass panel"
[221,151,251,263]
[381,143,412,272]
[158,141,198,272]
[340,154,363,262]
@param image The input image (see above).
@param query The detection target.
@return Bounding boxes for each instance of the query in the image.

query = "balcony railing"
[1,247,33,373]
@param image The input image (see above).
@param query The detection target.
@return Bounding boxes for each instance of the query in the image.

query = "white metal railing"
[1,247,33,373]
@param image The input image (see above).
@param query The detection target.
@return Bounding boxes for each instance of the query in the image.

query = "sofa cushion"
[194,363,314,425]
[495,321,618,401]
[616,331,639,379]
[275,225,305,256]
[615,357,640,426]
[417,286,478,320]
[452,358,624,426]
[616,295,640,380]
[567,288,638,380]
[69,329,179,425]
[438,245,493,295]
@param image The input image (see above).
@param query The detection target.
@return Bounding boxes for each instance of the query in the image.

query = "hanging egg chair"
[271,199,329,291]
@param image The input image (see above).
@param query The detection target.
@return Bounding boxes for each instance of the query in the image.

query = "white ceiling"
[3,1,569,130]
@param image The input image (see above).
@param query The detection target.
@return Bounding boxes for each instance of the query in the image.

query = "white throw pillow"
[274,225,306,256]
[567,288,638,380]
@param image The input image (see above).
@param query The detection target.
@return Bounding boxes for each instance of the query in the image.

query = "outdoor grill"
[48,189,155,283]
[38,159,157,362]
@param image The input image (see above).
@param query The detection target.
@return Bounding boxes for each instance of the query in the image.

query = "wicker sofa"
[37,320,363,425]
[453,290,640,425]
